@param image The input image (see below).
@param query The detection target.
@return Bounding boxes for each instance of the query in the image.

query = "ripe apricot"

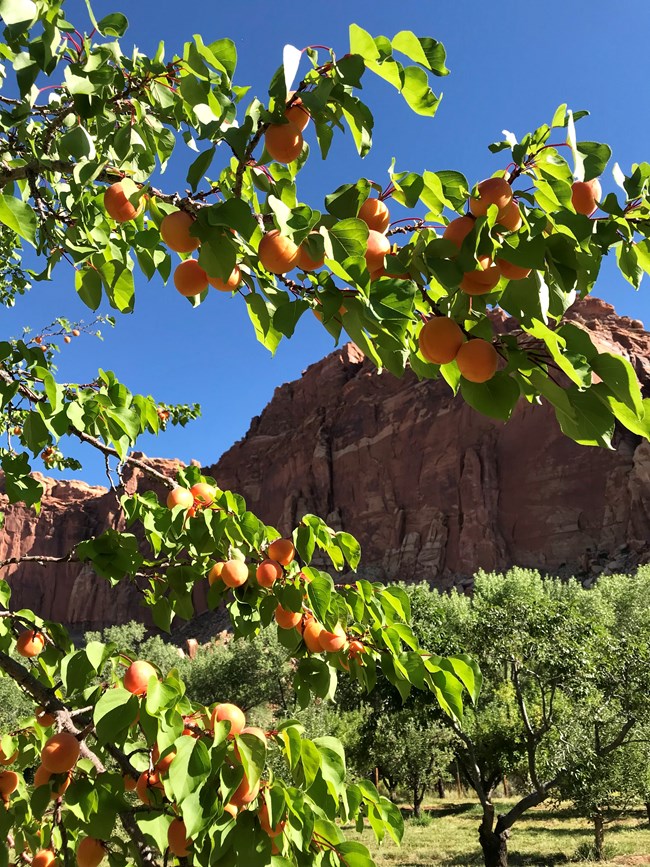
[442,215,475,250]
[268,538,295,566]
[208,266,242,292]
[456,339,499,383]
[229,775,260,808]
[168,818,191,857]
[64,335,71,344]
[123,773,137,792]
[265,121,303,163]
[497,200,522,232]
[256,559,283,588]
[0,771,18,796]
[296,234,325,271]
[258,230,300,274]
[160,210,199,254]
[469,176,512,218]
[259,802,285,838]
[358,198,390,233]
[34,765,71,799]
[173,259,208,297]
[365,229,390,272]
[241,725,267,745]
[72,329,80,337]
[275,605,302,630]
[318,623,347,653]
[571,178,601,216]
[104,181,143,223]
[76,837,105,867]
[136,770,164,805]
[221,560,249,588]
[41,733,80,774]
[153,745,176,776]
[166,487,194,510]
[209,562,225,586]
[495,259,531,281]
[212,703,246,737]
[303,619,324,652]
[124,660,157,696]
[190,482,216,506]
[285,94,310,132]
[348,640,366,659]
[460,257,501,295]
[418,317,464,365]
[32,851,57,867]
[16,629,45,658]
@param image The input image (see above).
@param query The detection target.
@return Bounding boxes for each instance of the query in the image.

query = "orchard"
[0,1,648,866]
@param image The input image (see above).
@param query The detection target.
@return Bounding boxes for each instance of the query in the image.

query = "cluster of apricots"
[166,481,218,517]
[264,93,310,164]
[120,660,285,855]
[418,317,499,384]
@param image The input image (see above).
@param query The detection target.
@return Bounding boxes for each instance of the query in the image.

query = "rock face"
[1,297,649,628]
[209,297,650,591]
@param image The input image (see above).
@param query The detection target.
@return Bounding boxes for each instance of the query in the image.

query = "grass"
[352,799,650,867]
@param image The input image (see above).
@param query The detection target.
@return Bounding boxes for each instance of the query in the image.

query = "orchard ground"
[358,800,650,866]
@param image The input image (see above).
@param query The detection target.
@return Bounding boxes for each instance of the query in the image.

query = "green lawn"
[354,799,650,867]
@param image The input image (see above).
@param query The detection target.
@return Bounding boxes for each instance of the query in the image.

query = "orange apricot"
[208,562,225,586]
[221,560,249,588]
[136,770,164,805]
[0,770,18,796]
[460,256,501,295]
[358,198,390,233]
[41,732,80,774]
[160,210,199,254]
[348,640,366,659]
[259,802,285,838]
[16,629,45,658]
[275,605,302,630]
[212,703,246,737]
[208,266,242,292]
[303,619,324,652]
[104,181,143,223]
[267,538,295,566]
[456,339,499,383]
[365,229,390,272]
[173,259,208,297]
[285,94,310,131]
[32,851,57,867]
[229,775,260,808]
[469,176,512,218]
[153,745,176,776]
[190,482,216,506]
[166,487,194,511]
[256,559,283,588]
[265,121,303,163]
[571,178,601,216]
[296,234,325,271]
[168,818,191,857]
[318,623,347,653]
[418,317,464,365]
[495,259,531,281]
[258,230,300,274]
[497,200,522,232]
[124,660,157,696]
[123,773,137,792]
[241,725,267,744]
[442,215,475,250]
[34,764,71,799]
[76,837,105,867]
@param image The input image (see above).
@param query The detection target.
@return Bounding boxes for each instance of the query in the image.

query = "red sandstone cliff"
[1,297,649,628]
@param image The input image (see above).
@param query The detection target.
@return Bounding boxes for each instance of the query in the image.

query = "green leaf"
[334,532,361,570]
[245,294,282,354]
[99,261,135,313]
[576,141,611,182]
[22,411,49,455]
[0,193,36,246]
[439,654,482,705]
[324,218,368,263]
[96,12,129,37]
[460,373,520,422]
[93,687,138,743]
[75,268,102,310]
[1,452,42,510]
[168,734,211,802]
[0,0,36,25]
[391,31,449,76]
[590,352,644,416]
[59,125,96,161]
[400,65,442,117]
[186,146,216,191]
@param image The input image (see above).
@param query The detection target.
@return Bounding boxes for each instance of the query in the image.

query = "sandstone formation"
[0,297,648,628]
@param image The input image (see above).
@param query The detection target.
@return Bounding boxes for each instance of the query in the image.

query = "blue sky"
[6,0,650,485]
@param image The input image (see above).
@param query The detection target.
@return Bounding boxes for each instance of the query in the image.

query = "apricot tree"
[0,0,649,865]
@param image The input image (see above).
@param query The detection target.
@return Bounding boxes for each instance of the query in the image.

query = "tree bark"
[502,775,509,797]
[437,777,446,799]
[478,825,509,867]
[645,801,650,825]
[455,761,463,798]
[593,812,605,861]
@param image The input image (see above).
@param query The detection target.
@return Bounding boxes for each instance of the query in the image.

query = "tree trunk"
[456,761,463,798]
[502,775,509,797]
[593,812,605,861]
[412,774,423,818]
[478,827,509,867]
[437,777,446,799]
[645,801,650,825]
